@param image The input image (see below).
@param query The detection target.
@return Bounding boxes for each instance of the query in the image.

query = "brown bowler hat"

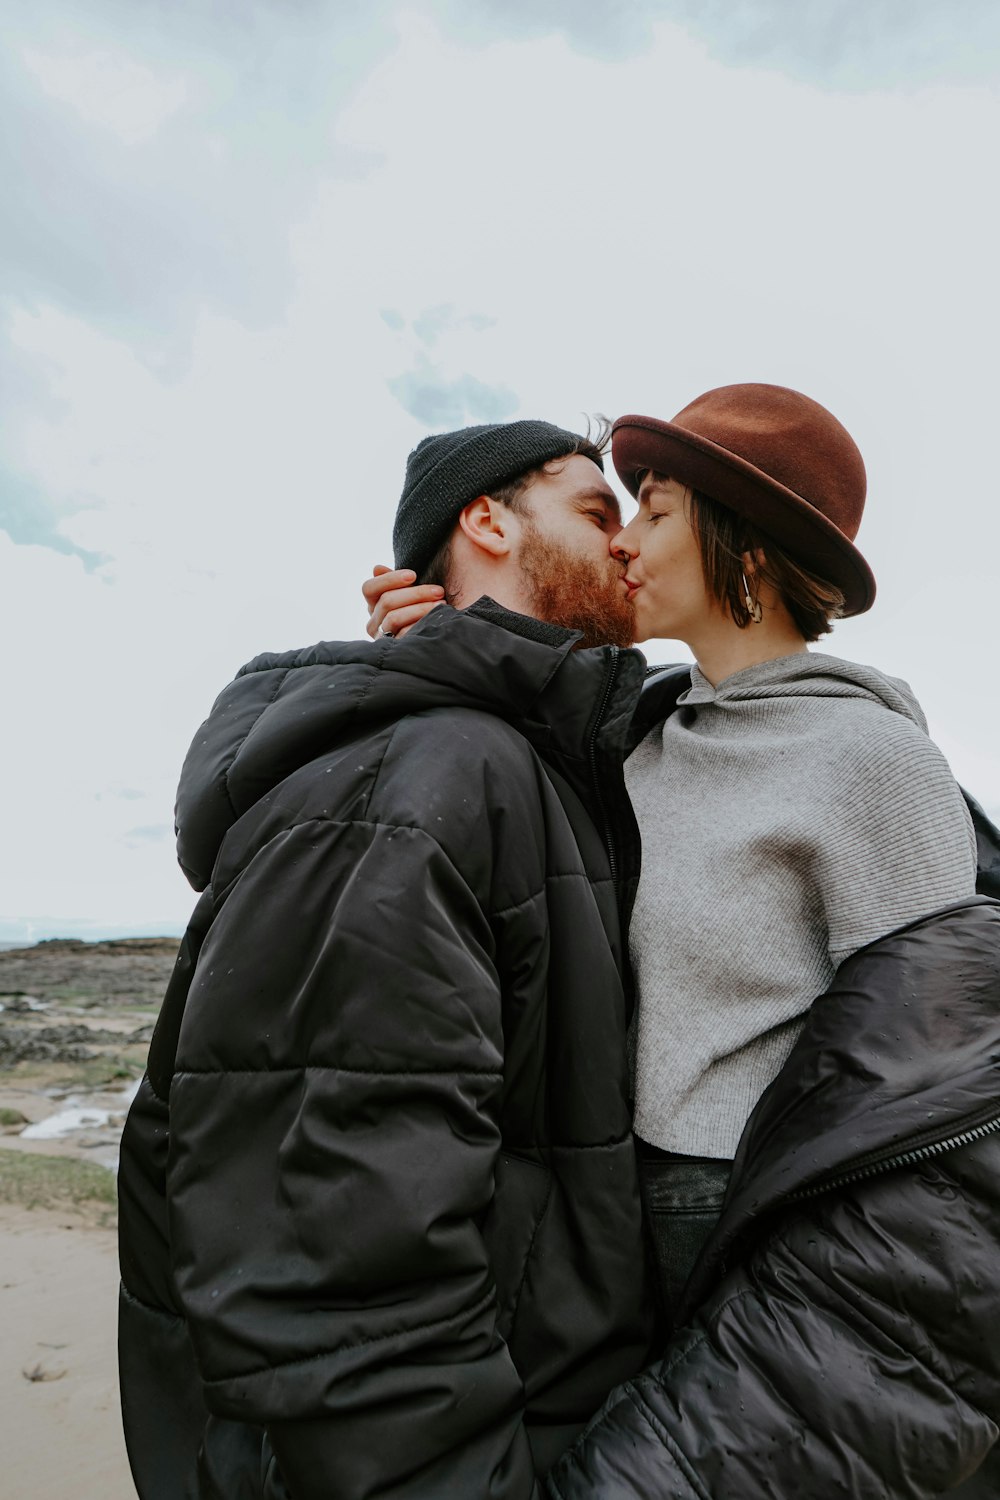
[612,383,876,616]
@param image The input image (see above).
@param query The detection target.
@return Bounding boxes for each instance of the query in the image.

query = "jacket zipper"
[588,645,621,886]
[787,1108,1000,1202]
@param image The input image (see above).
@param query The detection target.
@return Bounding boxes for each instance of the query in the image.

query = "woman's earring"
[742,570,763,625]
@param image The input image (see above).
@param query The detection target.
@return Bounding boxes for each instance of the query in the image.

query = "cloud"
[441,0,1000,87]
[2,0,389,358]
[413,304,498,347]
[653,0,1000,89]
[0,333,101,564]
[0,0,397,562]
[21,44,188,144]
[388,360,519,427]
[435,0,655,59]
[0,471,108,570]
[123,824,172,846]
[381,298,512,427]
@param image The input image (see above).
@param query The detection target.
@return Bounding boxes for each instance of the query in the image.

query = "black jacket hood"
[175,599,645,892]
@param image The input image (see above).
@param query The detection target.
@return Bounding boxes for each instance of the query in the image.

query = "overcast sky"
[3,0,999,941]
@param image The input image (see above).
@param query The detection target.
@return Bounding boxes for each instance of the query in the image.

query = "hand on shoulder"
[362,564,445,640]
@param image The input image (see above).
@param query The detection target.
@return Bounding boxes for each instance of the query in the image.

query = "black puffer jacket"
[118,602,657,1500]
[545,670,1000,1500]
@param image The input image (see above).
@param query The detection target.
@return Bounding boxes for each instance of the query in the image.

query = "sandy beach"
[0,937,178,1500]
[1,1205,133,1499]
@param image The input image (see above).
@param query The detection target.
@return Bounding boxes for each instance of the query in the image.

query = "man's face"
[513,455,635,648]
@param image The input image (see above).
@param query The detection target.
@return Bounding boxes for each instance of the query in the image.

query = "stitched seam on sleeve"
[507,1171,554,1347]
[360,715,400,820]
[222,668,292,819]
[652,1287,755,1383]
[174,1064,503,1078]
[491,871,593,920]
[211,813,610,913]
[212,816,493,914]
[623,1384,708,1500]
[200,1286,497,1388]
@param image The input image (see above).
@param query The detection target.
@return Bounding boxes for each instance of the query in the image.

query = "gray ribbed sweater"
[625,651,978,1159]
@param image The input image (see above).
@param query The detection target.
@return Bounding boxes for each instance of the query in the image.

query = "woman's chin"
[631,602,666,644]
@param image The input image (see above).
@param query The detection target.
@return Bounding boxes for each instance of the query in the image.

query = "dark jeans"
[637,1140,732,1329]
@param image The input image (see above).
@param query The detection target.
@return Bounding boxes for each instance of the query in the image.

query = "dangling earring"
[742,570,763,625]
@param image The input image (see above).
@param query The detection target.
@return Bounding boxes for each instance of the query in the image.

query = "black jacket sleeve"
[167,812,538,1499]
[545,1136,1000,1498]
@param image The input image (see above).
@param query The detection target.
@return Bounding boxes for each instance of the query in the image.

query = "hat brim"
[612,414,876,617]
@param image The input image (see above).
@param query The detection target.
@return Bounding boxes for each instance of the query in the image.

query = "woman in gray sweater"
[366,382,981,1313]
[607,382,978,1316]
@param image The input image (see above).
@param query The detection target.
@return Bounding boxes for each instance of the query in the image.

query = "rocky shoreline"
[0,937,177,1182]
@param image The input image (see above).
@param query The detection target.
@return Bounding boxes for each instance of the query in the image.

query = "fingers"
[364,567,445,640]
[366,590,444,639]
[376,599,444,640]
[362,565,414,613]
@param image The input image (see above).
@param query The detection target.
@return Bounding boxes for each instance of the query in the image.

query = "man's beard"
[519,520,635,649]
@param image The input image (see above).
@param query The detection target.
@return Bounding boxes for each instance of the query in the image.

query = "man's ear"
[456,496,516,558]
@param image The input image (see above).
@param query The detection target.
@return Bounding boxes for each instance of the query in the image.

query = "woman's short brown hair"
[688,488,845,641]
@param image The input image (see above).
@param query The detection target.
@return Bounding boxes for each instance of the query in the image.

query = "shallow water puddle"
[21,1078,141,1155]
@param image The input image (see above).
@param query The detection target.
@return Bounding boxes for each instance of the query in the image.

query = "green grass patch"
[0,1149,116,1218]
[1,1051,146,1090]
[61,1054,145,1090]
[88,1052,144,1078]
[0,1107,27,1126]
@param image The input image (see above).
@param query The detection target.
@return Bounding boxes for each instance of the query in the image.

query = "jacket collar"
[176,600,646,892]
[627,664,692,754]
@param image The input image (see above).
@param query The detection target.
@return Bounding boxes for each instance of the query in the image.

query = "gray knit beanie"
[392,419,602,576]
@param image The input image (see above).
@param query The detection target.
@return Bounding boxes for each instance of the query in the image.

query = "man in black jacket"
[118,420,659,1499]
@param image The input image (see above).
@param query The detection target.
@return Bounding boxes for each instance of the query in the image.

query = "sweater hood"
[683,650,928,730]
[175,599,644,892]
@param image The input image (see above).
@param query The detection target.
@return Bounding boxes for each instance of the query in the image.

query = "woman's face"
[612,475,722,643]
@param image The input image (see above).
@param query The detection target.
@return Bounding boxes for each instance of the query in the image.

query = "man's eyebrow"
[574,488,622,518]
